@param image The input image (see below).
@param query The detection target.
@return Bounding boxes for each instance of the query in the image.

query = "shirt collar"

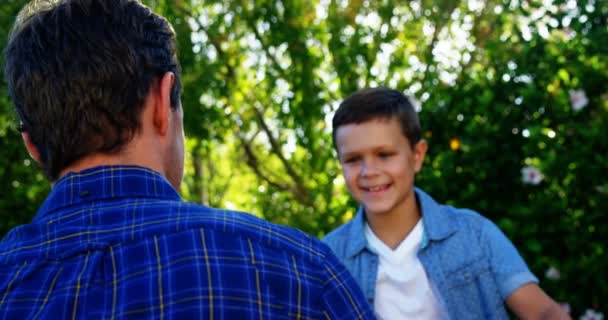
[344,205,368,258]
[344,187,457,258]
[416,188,457,241]
[35,165,181,221]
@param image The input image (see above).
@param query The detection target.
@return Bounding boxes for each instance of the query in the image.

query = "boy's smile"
[336,118,427,220]
[362,184,391,193]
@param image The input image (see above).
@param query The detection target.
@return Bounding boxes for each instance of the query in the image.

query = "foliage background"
[1,0,606,317]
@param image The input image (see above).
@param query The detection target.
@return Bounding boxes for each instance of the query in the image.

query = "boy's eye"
[343,156,360,163]
[378,152,394,158]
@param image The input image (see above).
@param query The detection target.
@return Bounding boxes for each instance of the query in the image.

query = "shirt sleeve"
[320,250,375,319]
[481,219,539,300]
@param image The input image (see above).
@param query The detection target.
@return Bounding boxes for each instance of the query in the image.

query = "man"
[0,0,374,319]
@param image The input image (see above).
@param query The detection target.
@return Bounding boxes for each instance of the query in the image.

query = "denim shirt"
[323,188,538,319]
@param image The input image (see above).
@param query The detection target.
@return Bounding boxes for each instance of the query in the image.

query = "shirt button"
[80,190,89,197]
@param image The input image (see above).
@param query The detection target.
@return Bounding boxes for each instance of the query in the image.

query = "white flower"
[545,266,561,280]
[560,303,571,314]
[562,28,576,41]
[521,166,544,185]
[581,309,604,320]
[569,89,589,111]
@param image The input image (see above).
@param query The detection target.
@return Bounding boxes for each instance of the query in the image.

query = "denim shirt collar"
[344,187,457,258]
[343,206,368,258]
[416,188,457,243]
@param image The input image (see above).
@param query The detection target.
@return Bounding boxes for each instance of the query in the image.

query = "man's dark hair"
[332,87,422,150]
[4,0,182,181]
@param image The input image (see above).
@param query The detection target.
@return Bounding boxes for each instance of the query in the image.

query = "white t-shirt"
[365,219,446,320]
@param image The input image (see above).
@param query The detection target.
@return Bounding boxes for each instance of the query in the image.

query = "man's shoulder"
[137,200,333,263]
[0,199,331,267]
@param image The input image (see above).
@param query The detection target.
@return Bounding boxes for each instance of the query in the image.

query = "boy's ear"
[21,131,41,164]
[413,139,428,173]
[152,71,175,136]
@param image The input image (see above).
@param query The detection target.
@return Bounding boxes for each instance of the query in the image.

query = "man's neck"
[55,142,164,186]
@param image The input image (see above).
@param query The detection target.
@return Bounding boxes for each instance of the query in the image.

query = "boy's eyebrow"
[337,148,362,158]
[339,145,395,158]
[339,151,358,158]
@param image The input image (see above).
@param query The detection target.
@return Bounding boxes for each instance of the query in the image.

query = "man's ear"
[21,131,41,164]
[152,72,175,136]
[413,139,428,173]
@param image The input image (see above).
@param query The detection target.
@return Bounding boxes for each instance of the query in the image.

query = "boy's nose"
[360,160,380,177]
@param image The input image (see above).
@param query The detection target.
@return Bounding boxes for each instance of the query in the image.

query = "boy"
[323,87,568,319]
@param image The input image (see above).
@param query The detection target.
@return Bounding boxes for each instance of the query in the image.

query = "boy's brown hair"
[332,87,422,150]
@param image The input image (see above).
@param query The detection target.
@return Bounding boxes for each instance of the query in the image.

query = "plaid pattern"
[0,166,373,319]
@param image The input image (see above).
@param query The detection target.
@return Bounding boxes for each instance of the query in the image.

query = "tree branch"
[238,133,292,192]
[251,106,308,194]
[242,7,289,80]
[238,121,314,207]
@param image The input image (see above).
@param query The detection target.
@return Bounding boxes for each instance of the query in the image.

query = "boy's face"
[335,118,427,220]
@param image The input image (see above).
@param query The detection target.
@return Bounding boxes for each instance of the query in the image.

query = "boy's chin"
[363,205,394,217]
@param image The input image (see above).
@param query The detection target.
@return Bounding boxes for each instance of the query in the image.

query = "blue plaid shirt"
[0,166,374,319]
